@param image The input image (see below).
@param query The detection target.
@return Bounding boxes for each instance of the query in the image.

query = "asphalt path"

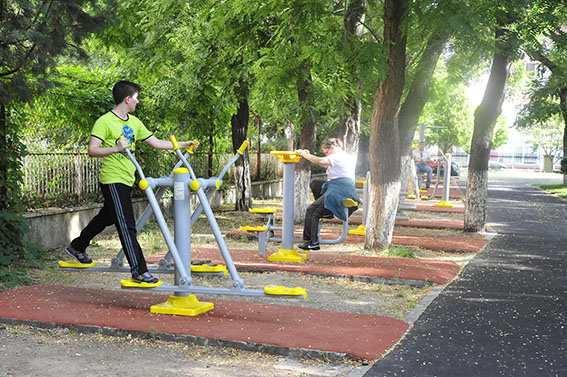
[365,172,567,376]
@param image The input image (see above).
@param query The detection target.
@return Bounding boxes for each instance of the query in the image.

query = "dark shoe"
[132,272,159,284]
[298,242,320,251]
[65,246,92,264]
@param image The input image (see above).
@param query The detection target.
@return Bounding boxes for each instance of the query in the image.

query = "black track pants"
[70,183,148,274]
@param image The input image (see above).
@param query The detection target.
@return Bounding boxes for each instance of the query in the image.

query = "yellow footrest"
[249,207,277,214]
[240,225,268,232]
[343,198,358,208]
[348,225,366,236]
[121,278,162,288]
[58,260,96,268]
[265,285,307,299]
[268,248,307,263]
[191,264,228,275]
[151,294,214,316]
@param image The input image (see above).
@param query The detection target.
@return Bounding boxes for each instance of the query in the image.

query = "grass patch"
[533,184,567,199]
[381,246,416,258]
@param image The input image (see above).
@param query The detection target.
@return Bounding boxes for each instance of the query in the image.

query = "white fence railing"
[21,151,282,206]
[22,152,102,204]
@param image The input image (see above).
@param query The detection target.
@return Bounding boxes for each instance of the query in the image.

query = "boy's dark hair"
[112,80,141,105]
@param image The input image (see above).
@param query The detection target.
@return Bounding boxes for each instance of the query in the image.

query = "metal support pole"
[435,153,454,208]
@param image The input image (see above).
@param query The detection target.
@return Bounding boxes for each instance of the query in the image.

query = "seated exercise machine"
[241,151,358,262]
[59,138,306,316]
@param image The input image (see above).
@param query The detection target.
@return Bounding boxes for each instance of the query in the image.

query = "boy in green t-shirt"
[65,80,198,285]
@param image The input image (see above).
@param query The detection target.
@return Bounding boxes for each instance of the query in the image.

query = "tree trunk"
[334,0,365,154]
[398,27,451,195]
[365,0,408,250]
[232,97,252,211]
[464,26,511,232]
[559,88,567,185]
[250,110,262,181]
[402,154,419,197]
[208,133,214,178]
[284,121,295,151]
[0,104,6,210]
[295,66,317,223]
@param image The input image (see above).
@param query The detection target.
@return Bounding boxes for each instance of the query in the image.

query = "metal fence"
[21,152,102,206]
[20,151,282,207]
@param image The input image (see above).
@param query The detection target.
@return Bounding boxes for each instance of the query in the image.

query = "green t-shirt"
[91,111,153,186]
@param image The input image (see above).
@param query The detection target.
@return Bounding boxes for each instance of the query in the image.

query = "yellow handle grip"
[170,135,180,150]
[170,136,198,154]
[188,139,198,154]
[118,135,130,149]
[237,140,249,155]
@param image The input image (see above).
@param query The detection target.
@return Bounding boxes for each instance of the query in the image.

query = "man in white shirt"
[412,141,433,188]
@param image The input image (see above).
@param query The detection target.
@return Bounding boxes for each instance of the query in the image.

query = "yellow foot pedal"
[265,285,307,299]
[348,225,366,236]
[268,248,307,263]
[58,260,96,268]
[191,263,228,275]
[239,225,268,232]
[121,279,162,288]
[151,294,214,316]
[249,207,277,214]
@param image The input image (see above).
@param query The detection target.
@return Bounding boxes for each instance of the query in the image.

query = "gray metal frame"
[61,141,302,299]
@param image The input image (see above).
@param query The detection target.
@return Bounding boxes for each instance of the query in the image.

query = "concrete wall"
[24,179,283,250]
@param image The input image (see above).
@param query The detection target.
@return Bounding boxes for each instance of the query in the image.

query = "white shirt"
[412,147,431,163]
[326,149,357,180]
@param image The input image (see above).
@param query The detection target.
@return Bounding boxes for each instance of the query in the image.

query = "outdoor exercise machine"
[59,137,306,316]
[241,151,358,262]
[412,151,454,208]
[430,152,454,208]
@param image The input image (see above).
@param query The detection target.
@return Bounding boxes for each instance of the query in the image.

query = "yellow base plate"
[58,259,96,268]
[435,200,454,208]
[407,194,416,199]
[265,285,307,299]
[150,294,214,316]
[268,248,307,263]
[348,225,366,236]
[120,278,162,288]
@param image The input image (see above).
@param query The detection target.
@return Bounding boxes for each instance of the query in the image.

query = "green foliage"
[1,0,117,105]
[0,109,27,210]
[18,64,122,150]
[491,119,509,150]
[524,114,563,163]
[0,210,46,288]
[419,69,474,153]
[0,0,114,286]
